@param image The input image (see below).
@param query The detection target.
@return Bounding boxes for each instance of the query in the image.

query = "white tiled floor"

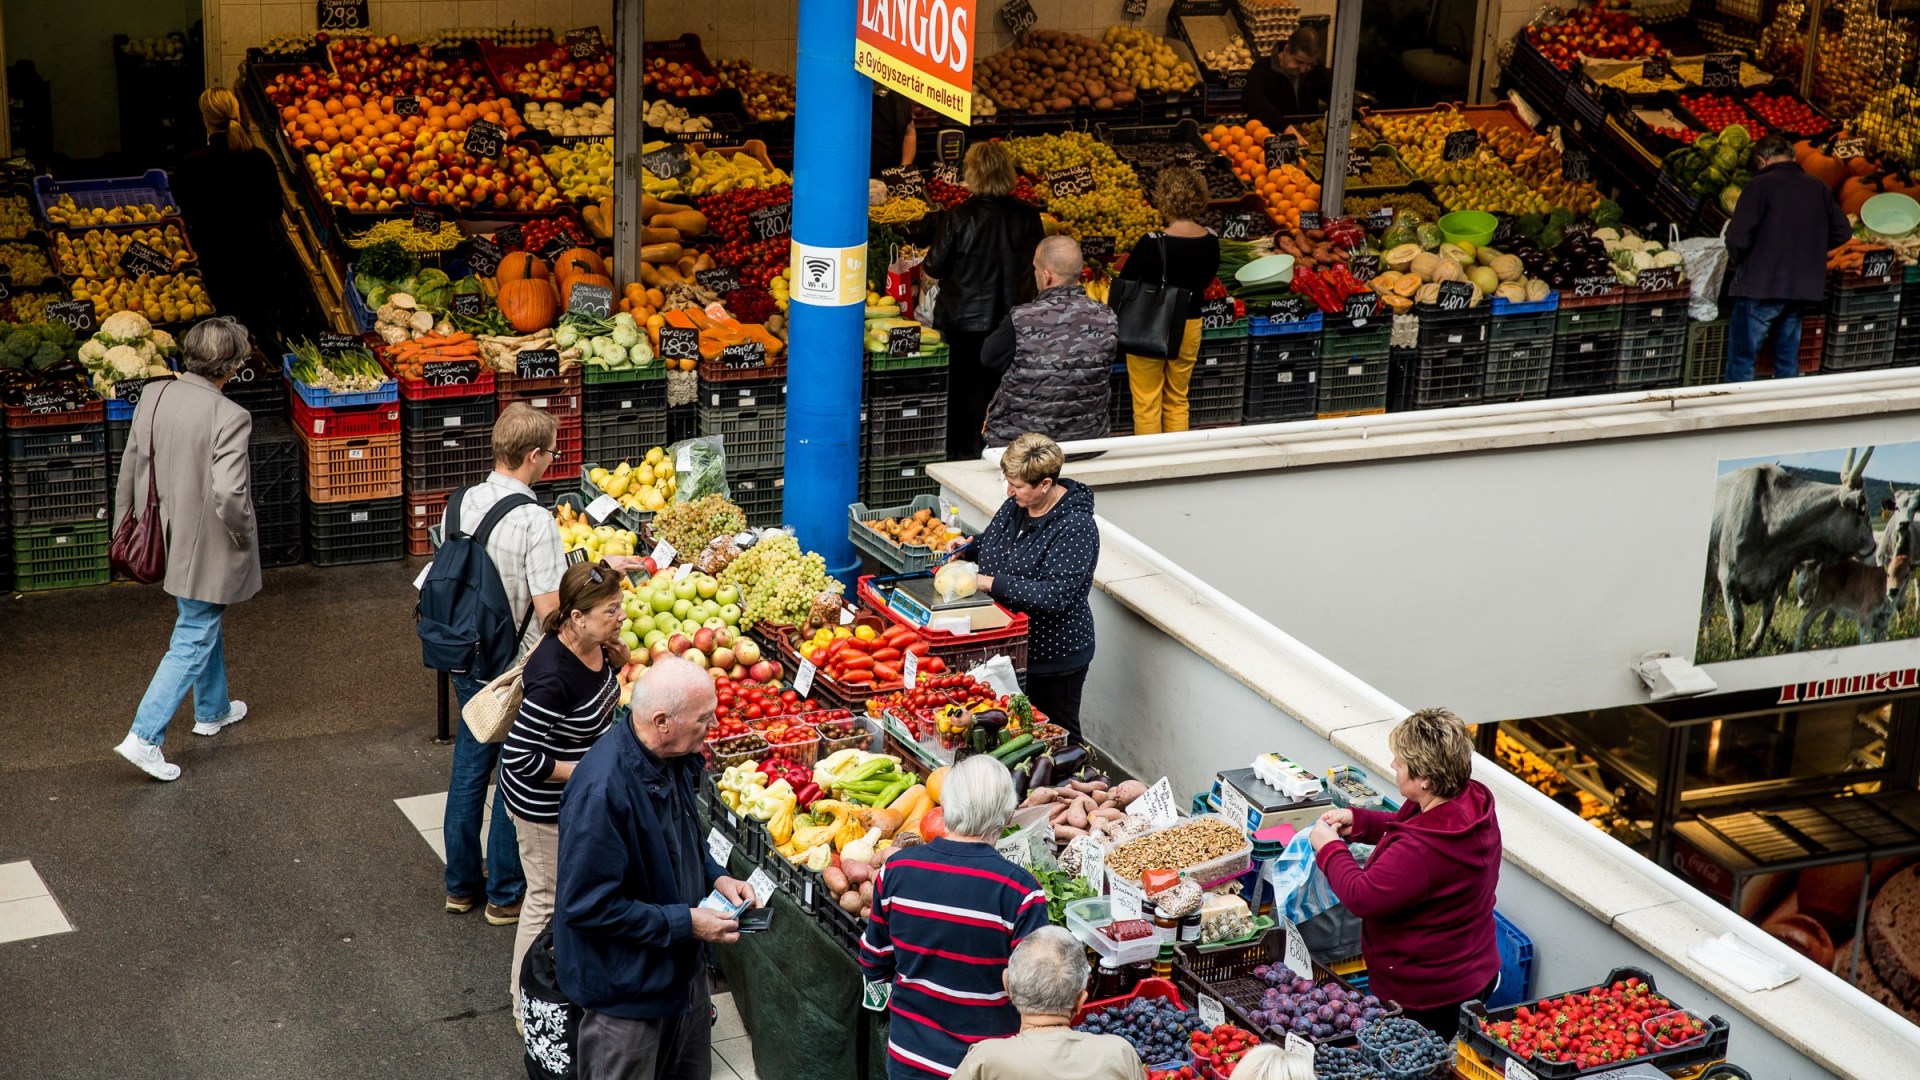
[393,792,757,1075]
[0,861,74,945]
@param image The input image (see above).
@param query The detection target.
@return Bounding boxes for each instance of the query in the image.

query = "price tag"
[1128,777,1177,827]
[902,650,919,688]
[794,658,817,698]
[1493,215,1519,245]
[707,827,734,866]
[1285,1032,1314,1059]
[0,267,11,303]
[932,163,962,185]
[1562,148,1592,183]
[880,166,928,202]
[1266,296,1313,323]
[1345,151,1370,179]
[393,95,422,117]
[449,293,485,319]
[1198,995,1226,1029]
[1298,210,1322,232]
[1634,267,1683,292]
[747,866,778,907]
[649,538,677,567]
[659,326,701,362]
[537,234,576,264]
[114,376,165,404]
[696,267,741,295]
[1434,281,1474,311]
[1348,254,1380,283]
[995,829,1031,863]
[1701,53,1741,90]
[1079,234,1115,262]
[1221,211,1256,241]
[1833,136,1866,159]
[1861,247,1896,281]
[1046,166,1094,198]
[1506,1058,1541,1080]
[1265,135,1301,169]
[1199,297,1237,330]
[117,239,173,277]
[861,980,893,1012]
[516,349,560,378]
[999,0,1037,36]
[317,332,361,356]
[749,201,793,242]
[675,561,695,582]
[804,878,814,906]
[564,26,606,60]
[1366,206,1394,233]
[462,119,508,159]
[1080,838,1106,890]
[420,360,473,387]
[569,282,614,318]
[585,493,621,523]
[1282,919,1312,979]
[1640,55,1671,81]
[1572,275,1617,298]
[1107,875,1143,920]
[411,206,444,234]
[1443,129,1480,161]
[719,341,767,368]
[887,324,923,357]
[316,0,369,31]
[468,236,503,278]
[494,224,525,253]
[1124,0,1147,16]
[1218,781,1252,836]
[641,144,691,180]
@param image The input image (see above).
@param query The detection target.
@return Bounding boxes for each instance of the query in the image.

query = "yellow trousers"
[1127,318,1202,434]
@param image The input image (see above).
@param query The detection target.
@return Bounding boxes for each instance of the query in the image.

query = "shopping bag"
[1671,224,1729,322]
[887,247,923,320]
[1265,831,1342,925]
[520,927,581,1079]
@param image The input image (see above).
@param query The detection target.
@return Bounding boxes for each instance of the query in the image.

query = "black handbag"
[520,927,581,1079]
[1108,235,1192,359]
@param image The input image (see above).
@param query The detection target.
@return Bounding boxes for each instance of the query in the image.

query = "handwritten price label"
[707,827,734,867]
[1282,919,1313,979]
[1198,995,1226,1029]
[902,650,919,688]
[794,658,817,698]
[1265,135,1301,168]
[746,866,778,907]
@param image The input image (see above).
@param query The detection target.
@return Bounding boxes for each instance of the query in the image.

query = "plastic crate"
[1551,335,1619,398]
[1065,897,1176,965]
[1616,324,1689,390]
[401,423,495,491]
[1621,294,1693,336]
[866,341,950,374]
[862,455,940,509]
[584,409,669,467]
[1898,310,1920,369]
[1411,347,1485,410]
[386,360,495,403]
[858,573,1031,675]
[1170,928,1400,1047]
[7,421,105,465]
[222,355,289,415]
[580,360,669,387]
[1684,318,1730,386]
[1318,354,1390,417]
[1557,298,1625,334]
[1758,314,1826,377]
[258,519,305,567]
[495,369,583,414]
[1827,278,1902,321]
[343,265,377,333]
[4,392,104,431]
[584,374,669,416]
[281,354,397,409]
[300,431,403,503]
[696,404,785,472]
[1248,309,1325,337]
[1487,911,1534,1009]
[402,394,497,433]
[865,374,949,460]
[1823,313,1898,372]
[290,395,401,439]
[700,375,785,412]
[575,463,654,533]
[105,416,131,491]
[729,468,785,527]
[1459,967,1730,1080]
[306,497,406,566]
[1108,364,1134,436]
[1188,350,1249,429]
[7,456,109,526]
[848,494,972,575]
[1415,305,1490,353]
[1246,336,1322,423]
[10,520,109,590]
[31,169,171,221]
[405,488,451,557]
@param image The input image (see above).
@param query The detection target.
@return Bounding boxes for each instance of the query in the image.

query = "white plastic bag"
[933,560,978,603]
[1672,223,1729,322]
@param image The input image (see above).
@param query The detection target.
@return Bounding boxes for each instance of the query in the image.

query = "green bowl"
[1438,210,1497,248]
[1862,193,1920,239]
[1235,253,1295,286]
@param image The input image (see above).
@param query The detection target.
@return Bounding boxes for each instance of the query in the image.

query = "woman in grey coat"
[113,317,261,781]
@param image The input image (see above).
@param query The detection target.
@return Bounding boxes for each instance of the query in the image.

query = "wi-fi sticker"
[802,257,832,290]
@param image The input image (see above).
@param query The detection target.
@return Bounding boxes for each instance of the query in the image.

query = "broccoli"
[30,342,63,370]
[39,321,75,348]
[6,329,37,360]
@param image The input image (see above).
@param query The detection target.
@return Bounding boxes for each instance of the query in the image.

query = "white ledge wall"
[930,371,1920,1080]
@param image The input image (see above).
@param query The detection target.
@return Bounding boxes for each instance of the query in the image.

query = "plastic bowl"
[1861,193,1920,238]
[1438,210,1497,248]
[1236,253,1296,286]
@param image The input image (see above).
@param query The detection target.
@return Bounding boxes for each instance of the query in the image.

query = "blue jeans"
[1726,298,1802,382]
[444,675,524,907]
[129,598,230,746]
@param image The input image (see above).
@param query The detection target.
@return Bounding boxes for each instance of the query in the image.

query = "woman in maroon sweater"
[1308,708,1502,1039]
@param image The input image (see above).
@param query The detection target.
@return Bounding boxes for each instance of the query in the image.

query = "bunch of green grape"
[652,495,747,556]
[718,534,841,629]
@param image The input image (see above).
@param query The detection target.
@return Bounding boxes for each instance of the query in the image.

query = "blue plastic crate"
[1249,311,1325,336]
[1488,910,1534,1008]
[344,265,377,334]
[281,354,398,409]
[1491,292,1560,317]
[32,170,172,222]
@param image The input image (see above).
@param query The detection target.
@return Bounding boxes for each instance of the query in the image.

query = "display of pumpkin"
[497,274,559,332]
[496,252,551,283]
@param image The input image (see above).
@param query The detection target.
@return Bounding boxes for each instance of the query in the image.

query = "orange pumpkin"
[561,272,614,307]
[1841,175,1882,218]
[556,247,605,281]
[498,277,559,332]
[495,253,551,285]
[1796,140,1847,192]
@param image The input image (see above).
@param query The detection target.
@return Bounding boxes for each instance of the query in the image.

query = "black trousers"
[1024,666,1089,744]
[944,329,998,463]
[1397,973,1497,1042]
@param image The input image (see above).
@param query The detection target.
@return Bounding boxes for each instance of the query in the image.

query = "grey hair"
[1035,235,1084,281]
[180,317,252,379]
[632,655,714,727]
[1232,1044,1316,1080]
[941,753,1017,839]
[1006,926,1089,1017]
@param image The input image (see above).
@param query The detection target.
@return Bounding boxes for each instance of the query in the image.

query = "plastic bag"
[1672,223,1729,322]
[1265,831,1342,925]
[970,655,1022,698]
[917,277,940,327]
[667,435,728,503]
[934,560,978,603]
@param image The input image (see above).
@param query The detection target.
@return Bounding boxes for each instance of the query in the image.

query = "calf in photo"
[1794,555,1912,649]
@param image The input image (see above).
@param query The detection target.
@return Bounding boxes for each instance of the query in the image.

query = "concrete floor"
[0,561,558,1078]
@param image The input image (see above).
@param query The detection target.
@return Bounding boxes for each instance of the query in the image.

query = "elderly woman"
[1232,1045,1317,1080]
[923,141,1046,461]
[859,755,1050,1080]
[1118,166,1220,435]
[950,926,1144,1080]
[1308,708,1503,1039]
[112,318,261,782]
[952,434,1099,740]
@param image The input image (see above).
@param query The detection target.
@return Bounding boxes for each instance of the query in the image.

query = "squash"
[918,807,946,841]
[1841,175,1881,218]
[642,226,681,245]
[498,277,559,332]
[649,209,708,238]
[554,248,607,299]
[561,272,614,307]
[1796,140,1848,192]
[495,253,550,284]
[641,243,684,265]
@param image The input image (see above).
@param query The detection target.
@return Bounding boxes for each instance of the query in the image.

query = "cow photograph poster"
[1698,442,1920,663]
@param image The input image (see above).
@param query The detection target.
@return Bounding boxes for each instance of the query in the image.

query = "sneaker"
[485,900,523,926]
[192,700,249,736]
[445,894,478,914]
[114,734,181,781]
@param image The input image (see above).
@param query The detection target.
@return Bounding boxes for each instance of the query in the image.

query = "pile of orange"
[279,96,527,156]
[1204,119,1323,229]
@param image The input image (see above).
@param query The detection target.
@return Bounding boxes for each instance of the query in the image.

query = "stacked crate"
[497,367,584,472]
[1244,313,1323,423]
[5,394,110,590]
[862,344,949,505]
[397,367,496,557]
[1550,289,1625,399]
[1188,322,1250,429]
[583,367,670,469]
[251,418,305,567]
[1898,266,1920,365]
[1485,294,1559,402]
[287,354,405,567]
[1824,268,1902,373]
[1756,314,1826,378]
[1616,284,1690,391]
[1317,315,1391,418]
[1410,303,1489,410]
[1108,363,1134,436]
[699,359,787,519]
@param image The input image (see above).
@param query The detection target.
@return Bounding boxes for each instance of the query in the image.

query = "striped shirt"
[501,634,619,822]
[439,472,565,659]
[858,839,1050,1079]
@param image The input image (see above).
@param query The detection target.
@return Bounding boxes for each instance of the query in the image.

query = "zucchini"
[998,740,1047,769]
[990,734,1034,761]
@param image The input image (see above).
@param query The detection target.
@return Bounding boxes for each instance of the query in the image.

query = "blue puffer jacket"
[968,479,1099,675]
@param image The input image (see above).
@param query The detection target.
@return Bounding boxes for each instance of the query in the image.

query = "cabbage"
[1721,124,1751,150]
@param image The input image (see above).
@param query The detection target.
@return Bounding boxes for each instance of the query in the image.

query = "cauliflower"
[105,344,147,378]
[1652,251,1684,269]
[78,339,109,368]
[148,328,176,353]
[99,310,153,344]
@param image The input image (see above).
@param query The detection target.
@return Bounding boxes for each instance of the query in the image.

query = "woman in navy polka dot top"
[952,433,1099,740]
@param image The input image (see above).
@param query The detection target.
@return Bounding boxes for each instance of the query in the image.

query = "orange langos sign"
[855,0,975,124]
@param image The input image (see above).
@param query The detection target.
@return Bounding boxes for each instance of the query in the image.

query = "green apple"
[643,629,667,648]
[620,630,640,650]
[672,598,693,619]
[655,613,680,634]
[703,616,728,632]
[719,603,742,625]
[629,613,655,637]
[648,588,675,614]
[672,577,699,602]
[716,584,740,606]
[695,575,719,599]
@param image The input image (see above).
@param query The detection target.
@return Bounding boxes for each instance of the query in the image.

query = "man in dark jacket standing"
[1724,135,1853,382]
[980,237,1119,448]
[554,656,754,1079]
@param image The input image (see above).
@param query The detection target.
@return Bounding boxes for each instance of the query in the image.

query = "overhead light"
[1633,652,1717,701]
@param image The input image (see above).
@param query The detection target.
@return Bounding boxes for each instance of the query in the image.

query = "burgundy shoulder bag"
[109,381,174,583]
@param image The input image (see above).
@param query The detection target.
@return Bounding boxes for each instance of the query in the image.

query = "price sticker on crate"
[746,866,778,907]
[707,827,733,867]
[1198,995,1226,1029]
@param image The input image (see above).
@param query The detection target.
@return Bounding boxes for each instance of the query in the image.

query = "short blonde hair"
[1152,166,1210,223]
[1389,707,1475,799]
[493,401,558,468]
[965,141,1017,198]
[1000,432,1064,485]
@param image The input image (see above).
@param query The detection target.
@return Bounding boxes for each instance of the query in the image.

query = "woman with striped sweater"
[860,755,1051,1079]
[502,560,627,1028]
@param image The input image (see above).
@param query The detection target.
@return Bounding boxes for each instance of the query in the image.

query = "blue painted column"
[784,0,870,585]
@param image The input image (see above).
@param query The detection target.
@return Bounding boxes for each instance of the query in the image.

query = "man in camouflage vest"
[980,236,1119,448]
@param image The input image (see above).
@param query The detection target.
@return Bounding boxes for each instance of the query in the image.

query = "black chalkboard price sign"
[317,0,369,31]
[1346,152,1370,179]
[886,324,922,357]
[1562,149,1592,183]
[932,163,962,186]
[1198,297,1237,330]
[1344,290,1380,321]
[46,300,96,336]
[468,236,503,278]
[317,332,361,356]
[641,145,691,180]
[1442,129,1479,162]
[517,349,561,378]
[1832,136,1866,160]
[880,167,927,202]
[564,27,605,61]
[412,206,444,234]
[1348,254,1380,283]
[0,267,11,303]
[1267,296,1313,323]
[1701,54,1741,90]
[1297,210,1322,232]
[1861,247,1896,281]
[749,201,793,242]
[1079,235,1115,262]
[569,283,614,318]
[115,376,166,404]
[1571,275,1617,298]
[1367,207,1394,233]
[659,326,701,362]
[1434,281,1474,311]
[118,240,173,277]
[463,119,508,160]
[494,224,524,251]
[696,267,741,295]
[452,293,485,317]
[1221,211,1256,241]
[538,234,575,263]
[720,341,766,368]
[1634,267,1683,293]
[1640,55,1671,82]
[420,360,474,388]
[999,0,1037,36]
[1124,0,1148,16]
[393,95,422,117]
[1265,135,1301,169]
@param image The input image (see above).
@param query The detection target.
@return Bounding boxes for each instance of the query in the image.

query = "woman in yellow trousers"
[1120,166,1221,434]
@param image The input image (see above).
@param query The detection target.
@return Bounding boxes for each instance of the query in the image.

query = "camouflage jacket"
[982,285,1117,447]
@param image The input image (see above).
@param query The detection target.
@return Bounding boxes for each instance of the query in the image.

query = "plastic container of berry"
[1066,896,1176,965]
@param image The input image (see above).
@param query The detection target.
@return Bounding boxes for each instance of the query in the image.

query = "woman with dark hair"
[1244,26,1332,130]
[1118,166,1220,435]
[172,88,283,332]
[502,559,628,1027]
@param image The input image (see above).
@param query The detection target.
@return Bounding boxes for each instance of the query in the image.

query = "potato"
[1112,780,1148,807]
[845,859,871,885]
[824,867,849,895]
[839,890,865,914]
[859,881,874,903]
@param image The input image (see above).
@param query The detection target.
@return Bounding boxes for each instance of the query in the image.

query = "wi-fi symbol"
[802,256,832,288]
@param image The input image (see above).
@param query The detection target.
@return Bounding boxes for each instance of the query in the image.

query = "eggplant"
[1011,759,1035,799]
[1028,753,1054,793]
[974,709,1010,733]
[1049,746,1089,776]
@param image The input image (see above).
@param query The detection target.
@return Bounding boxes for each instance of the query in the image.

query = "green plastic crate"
[1685,319,1730,386]
[867,342,950,373]
[11,521,109,591]
[582,362,668,385]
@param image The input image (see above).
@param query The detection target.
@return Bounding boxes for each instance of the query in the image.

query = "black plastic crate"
[255,476,304,533]
[863,456,939,508]
[1551,336,1619,398]
[1320,317,1392,358]
[401,423,495,490]
[1411,347,1485,410]
[1187,351,1248,429]
[584,409,670,466]
[1897,312,1920,368]
[401,394,497,434]
[1484,340,1555,402]
[1824,315,1899,372]
[584,376,669,417]
[530,477,571,508]
[1616,324,1689,390]
[1245,345,1318,423]
[1108,364,1134,436]
[1620,294,1693,336]
[1489,308,1557,347]
[697,404,785,472]
[865,366,948,401]
[728,468,786,527]
[1317,354,1390,416]
[223,362,289,415]
[8,455,110,527]
[1827,279,1902,322]
[1415,305,1490,353]
[306,497,405,566]
[865,376,948,460]
[1460,967,1731,1080]
[699,376,785,413]
[258,515,305,568]
[8,422,105,465]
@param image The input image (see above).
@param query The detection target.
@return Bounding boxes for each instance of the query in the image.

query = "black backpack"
[416,487,538,679]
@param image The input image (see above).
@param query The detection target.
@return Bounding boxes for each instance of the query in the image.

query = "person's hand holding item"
[1308,816,1344,852]
[603,554,651,575]
[715,875,757,909]
[691,907,741,943]
[1319,808,1355,837]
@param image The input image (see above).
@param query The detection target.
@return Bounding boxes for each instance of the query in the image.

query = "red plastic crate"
[291,394,402,438]
[405,488,451,556]
[856,574,1031,674]
[380,354,496,401]
[1070,977,1187,1027]
[496,369,583,415]
[552,414,584,471]
[300,430,403,503]
[4,394,105,430]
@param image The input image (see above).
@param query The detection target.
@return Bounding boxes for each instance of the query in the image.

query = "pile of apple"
[262,35,499,110]
[716,59,795,121]
[1523,1,1661,71]
[618,567,775,684]
[506,47,614,100]
[644,56,722,97]
[291,95,564,214]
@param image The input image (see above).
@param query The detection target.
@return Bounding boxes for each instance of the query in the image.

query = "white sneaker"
[192,700,248,736]
[114,734,181,781]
